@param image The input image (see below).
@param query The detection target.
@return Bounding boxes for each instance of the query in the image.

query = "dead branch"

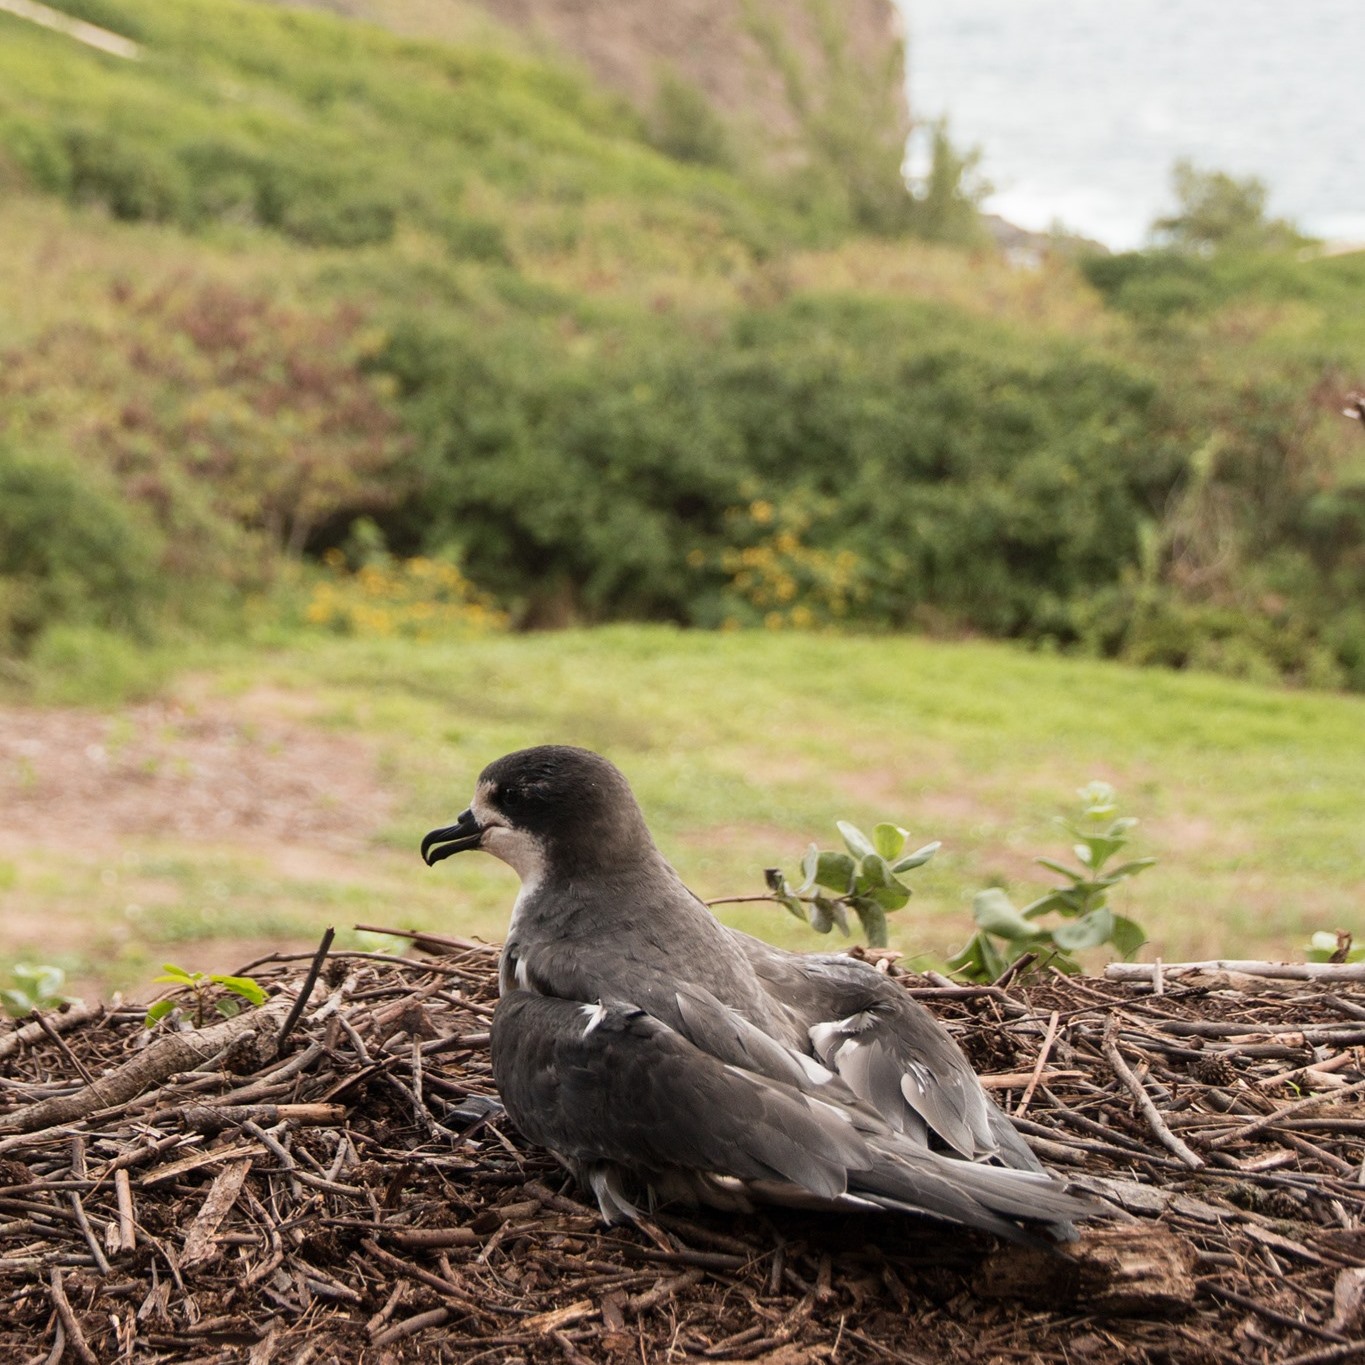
[1107,961,1365,983]
[0,999,290,1135]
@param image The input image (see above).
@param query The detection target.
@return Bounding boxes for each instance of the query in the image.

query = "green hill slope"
[2,0,1364,695]
[5,626,1363,997]
[0,0,802,258]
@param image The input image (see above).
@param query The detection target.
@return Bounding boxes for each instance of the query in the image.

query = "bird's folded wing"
[740,941,1043,1169]
[817,993,1046,1170]
[491,992,868,1199]
[809,1006,999,1158]
[672,983,859,1099]
[490,992,1098,1239]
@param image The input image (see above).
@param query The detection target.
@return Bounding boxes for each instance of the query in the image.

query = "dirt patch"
[0,695,403,998]
[0,695,393,854]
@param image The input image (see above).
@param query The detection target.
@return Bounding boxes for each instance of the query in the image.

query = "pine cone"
[1192,1052,1239,1086]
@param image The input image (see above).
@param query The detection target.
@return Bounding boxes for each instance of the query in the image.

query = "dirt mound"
[2,942,1363,1362]
[0,696,392,853]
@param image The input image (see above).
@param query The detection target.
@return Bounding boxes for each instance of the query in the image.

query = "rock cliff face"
[464,0,909,157]
[274,0,908,165]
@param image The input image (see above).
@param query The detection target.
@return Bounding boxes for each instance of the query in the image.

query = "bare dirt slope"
[0,694,399,999]
[0,695,390,853]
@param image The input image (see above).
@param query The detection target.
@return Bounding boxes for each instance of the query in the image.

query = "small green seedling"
[949,782,1152,982]
[1305,930,1364,964]
[764,820,940,948]
[1,963,74,1018]
[144,963,268,1028]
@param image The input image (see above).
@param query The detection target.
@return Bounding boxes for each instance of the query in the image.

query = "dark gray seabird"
[423,745,1099,1242]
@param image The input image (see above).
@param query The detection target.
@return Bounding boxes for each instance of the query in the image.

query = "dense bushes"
[378,297,1182,633]
[1,279,406,563]
[0,445,163,654]
[0,279,409,665]
[373,283,1363,687]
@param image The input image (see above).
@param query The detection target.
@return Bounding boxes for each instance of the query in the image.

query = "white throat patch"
[471,786,547,886]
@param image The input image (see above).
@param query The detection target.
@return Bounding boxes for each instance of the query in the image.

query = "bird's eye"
[499,786,523,811]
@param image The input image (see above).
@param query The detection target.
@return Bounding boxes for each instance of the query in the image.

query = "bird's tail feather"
[856,1135,1103,1239]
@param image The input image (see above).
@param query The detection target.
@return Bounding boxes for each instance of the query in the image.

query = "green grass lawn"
[4,625,1361,1003]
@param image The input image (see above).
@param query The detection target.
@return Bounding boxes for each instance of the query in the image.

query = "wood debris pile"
[2,934,1364,1364]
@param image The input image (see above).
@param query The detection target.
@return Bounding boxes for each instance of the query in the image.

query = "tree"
[1150,158,1303,255]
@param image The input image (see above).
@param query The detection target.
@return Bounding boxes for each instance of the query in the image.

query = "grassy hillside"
[0,0,816,277]
[2,628,1361,1001]
[4,0,1364,692]
[0,2,1362,1006]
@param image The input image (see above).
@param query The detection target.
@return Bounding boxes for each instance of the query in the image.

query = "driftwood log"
[1,932,1363,1363]
[1107,961,1365,984]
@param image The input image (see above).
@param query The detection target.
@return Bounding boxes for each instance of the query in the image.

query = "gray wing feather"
[492,993,866,1199]
[491,992,1095,1240]
[673,984,856,1099]
[832,1031,930,1145]
[737,935,1041,1169]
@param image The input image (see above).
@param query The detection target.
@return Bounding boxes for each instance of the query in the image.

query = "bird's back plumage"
[424,744,1102,1241]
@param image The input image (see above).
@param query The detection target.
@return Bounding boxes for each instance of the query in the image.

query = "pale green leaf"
[871,882,911,911]
[892,841,939,873]
[972,888,1037,941]
[1110,914,1147,959]
[853,900,889,947]
[1104,858,1157,880]
[144,999,178,1028]
[810,850,857,893]
[211,975,267,1006]
[807,900,835,933]
[156,964,198,985]
[1035,856,1083,881]
[821,896,849,935]
[855,854,893,891]
[1,989,31,1018]
[837,821,877,859]
[1052,907,1114,951]
[873,823,908,861]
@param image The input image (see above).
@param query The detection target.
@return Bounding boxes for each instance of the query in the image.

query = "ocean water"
[899,0,1365,249]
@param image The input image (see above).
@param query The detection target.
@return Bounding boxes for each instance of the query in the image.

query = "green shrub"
[441,216,513,265]
[1,962,74,1018]
[0,118,71,194]
[0,280,407,565]
[26,626,173,705]
[903,119,990,247]
[0,445,163,655]
[1151,158,1305,256]
[63,125,193,223]
[1080,251,1226,323]
[379,295,1180,632]
[762,820,939,946]
[275,187,397,248]
[949,784,1150,983]
[646,71,735,170]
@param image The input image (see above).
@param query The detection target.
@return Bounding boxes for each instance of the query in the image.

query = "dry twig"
[1,940,1362,1363]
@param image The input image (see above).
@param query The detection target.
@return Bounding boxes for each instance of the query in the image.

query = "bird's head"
[420,745,655,882]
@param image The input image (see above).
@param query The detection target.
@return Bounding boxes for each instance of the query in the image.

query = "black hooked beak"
[421,809,484,865]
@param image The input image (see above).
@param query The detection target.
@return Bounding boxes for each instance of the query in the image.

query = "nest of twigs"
[2,933,1364,1365]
